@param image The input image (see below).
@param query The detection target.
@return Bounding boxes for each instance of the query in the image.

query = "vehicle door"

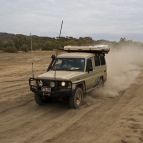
[84,57,96,89]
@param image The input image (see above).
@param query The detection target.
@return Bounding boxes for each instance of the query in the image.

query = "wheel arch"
[100,75,106,82]
[72,81,86,93]
[100,76,103,80]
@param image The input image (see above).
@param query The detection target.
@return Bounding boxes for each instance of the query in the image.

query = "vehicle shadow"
[38,99,70,110]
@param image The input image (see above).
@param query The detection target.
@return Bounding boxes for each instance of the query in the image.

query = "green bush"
[42,46,53,50]
[42,42,54,50]
[2,47,18,53]
[21,44,29,52]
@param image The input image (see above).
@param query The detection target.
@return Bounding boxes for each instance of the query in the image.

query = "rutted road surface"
[0,51,143,143]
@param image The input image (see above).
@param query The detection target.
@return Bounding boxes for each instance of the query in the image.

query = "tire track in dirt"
[0,85,30,102]
[0,94,103,143]
[0,51,143,143]
[43,70,143,143]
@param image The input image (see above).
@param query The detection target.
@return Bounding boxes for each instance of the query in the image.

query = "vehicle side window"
[100,56,105,65]
[86,59,93,72]
[94,56,100,66]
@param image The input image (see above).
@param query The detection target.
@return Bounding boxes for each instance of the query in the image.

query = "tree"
[21,44,29,52]
[120,37,126,42]
[0,40,3,50]
[2,47,18,53]
[11,35,29,51]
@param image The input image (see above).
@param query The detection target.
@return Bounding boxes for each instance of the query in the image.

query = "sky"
[0,0,143,42]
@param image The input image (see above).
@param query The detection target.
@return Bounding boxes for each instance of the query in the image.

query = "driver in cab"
[62,60,71,68]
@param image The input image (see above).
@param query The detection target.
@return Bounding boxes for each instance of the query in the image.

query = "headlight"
[61,81,66,86]
[38,80,43,87]
[50,82,55,87]
[30,80,36,86]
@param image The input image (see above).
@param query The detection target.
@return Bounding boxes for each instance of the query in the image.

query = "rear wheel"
[98,78,104,88]
[34,93,44,105]
[69,87,83,109]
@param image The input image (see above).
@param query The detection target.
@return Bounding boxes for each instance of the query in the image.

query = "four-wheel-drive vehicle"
[29,45,110,108]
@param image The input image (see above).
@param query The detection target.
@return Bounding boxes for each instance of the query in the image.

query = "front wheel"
[34,93,44,105]
[69,87,83,109]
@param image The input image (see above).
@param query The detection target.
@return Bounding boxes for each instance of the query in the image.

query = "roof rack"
[59,45,110,54]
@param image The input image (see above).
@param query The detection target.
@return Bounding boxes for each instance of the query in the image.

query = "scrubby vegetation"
[0,33,143,53]
[2,47,18,53]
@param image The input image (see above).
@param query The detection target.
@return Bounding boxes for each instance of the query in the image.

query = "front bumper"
[29,78,73,97]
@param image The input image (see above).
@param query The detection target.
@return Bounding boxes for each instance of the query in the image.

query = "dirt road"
[0,50,143,143]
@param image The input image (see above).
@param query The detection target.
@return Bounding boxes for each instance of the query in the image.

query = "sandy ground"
[0,49,143,143]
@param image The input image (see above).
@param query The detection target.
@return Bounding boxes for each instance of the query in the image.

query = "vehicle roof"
[64,45,108,51]
[59,45,110,54]
[57,52,95,58]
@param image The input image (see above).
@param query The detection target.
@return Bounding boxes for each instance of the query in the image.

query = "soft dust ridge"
[89,46,143,98]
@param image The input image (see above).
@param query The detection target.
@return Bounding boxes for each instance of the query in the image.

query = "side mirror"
[88,67,93,73]
[88,67,93,71]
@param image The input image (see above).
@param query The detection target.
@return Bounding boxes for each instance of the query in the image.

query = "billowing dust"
[88,46,143,100]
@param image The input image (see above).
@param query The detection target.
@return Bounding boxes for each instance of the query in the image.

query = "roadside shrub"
[21,44,29,52]
[2,47,18,53]
[42,46,53,50]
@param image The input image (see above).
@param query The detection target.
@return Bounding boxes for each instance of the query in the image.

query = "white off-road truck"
[29,45,110,108]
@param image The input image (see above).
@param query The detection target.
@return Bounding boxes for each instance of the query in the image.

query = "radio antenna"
[30,33,34,78]
[59,20,63,38]
[54,20,63,80]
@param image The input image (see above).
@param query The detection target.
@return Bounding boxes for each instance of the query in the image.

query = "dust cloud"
[89,46,143,98]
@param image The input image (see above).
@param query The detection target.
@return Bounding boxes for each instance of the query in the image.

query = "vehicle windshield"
[52,58,85,71]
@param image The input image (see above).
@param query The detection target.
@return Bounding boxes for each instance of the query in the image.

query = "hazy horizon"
[1,31,143,43]
[0,0,143,42]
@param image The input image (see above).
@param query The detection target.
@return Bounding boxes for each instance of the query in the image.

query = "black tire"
[98,78,104,88]
[69,87,83,109]
[34,93,44,105]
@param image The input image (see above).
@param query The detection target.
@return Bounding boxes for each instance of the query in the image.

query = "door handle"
[104,70,106,72]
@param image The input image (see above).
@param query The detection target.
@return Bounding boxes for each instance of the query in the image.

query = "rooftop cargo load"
[62,45,110,54]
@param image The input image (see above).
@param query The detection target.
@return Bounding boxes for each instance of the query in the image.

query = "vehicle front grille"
[42,80,51,86]
[37,79,72,90]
